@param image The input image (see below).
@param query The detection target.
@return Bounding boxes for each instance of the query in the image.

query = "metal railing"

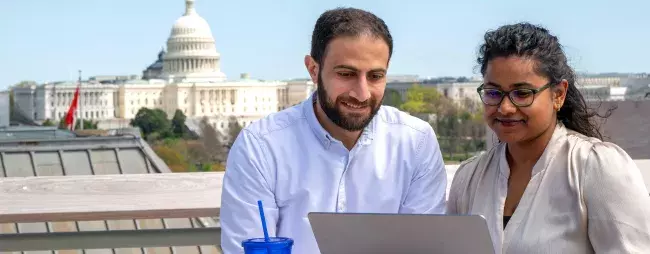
[1,161,648,252]
[0,172,223,252]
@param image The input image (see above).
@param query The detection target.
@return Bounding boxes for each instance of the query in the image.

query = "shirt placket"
[336,153,351,212]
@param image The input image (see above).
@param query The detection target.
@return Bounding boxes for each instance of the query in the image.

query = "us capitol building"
[12,0,314,131]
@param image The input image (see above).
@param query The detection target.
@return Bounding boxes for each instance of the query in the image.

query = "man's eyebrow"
[333,65,387,73]
[333,65,358,71]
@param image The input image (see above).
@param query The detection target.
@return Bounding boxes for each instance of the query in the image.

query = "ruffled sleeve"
[583,142,650,253]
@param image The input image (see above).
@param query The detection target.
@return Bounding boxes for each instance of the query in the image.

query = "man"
[220,7,447,253]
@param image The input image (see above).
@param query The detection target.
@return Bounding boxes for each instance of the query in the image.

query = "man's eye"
[337,72,354,77]
[369,73,384,80]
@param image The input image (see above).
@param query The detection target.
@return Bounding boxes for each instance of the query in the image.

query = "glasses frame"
[476,82,553,107]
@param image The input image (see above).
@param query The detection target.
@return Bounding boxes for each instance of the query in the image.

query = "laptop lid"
[308,212,495,254]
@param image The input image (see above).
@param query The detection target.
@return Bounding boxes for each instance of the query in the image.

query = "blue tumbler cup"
[242,237,294,254]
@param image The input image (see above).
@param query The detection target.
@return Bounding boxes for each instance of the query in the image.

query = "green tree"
[75,119,98,130]
[226,116,243,148]
[42,119,55,126]
[399,84,487,161]
[171,109,189,138]
[399,84,449,114]
[58,120,68,130]
[130,108,171,140]
[199,117,227,163]
[382,88,403,108]
[153,143,188,172]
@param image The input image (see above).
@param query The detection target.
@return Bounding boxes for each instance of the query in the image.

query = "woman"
[447,22,650,253]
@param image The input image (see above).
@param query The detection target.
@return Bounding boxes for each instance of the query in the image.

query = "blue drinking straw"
[257,200,271,242]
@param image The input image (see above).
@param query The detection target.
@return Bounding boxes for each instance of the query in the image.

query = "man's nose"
[349,77,371,102]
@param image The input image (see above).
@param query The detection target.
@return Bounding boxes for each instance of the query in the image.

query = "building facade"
[386,79,483,107]
[12,0,312,133]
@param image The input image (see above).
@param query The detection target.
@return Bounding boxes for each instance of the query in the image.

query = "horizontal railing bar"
[0,227,221,251]
[0,143,142,152]
[0,172,223,223]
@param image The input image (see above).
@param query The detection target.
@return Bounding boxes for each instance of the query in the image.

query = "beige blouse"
[447,123,650,253]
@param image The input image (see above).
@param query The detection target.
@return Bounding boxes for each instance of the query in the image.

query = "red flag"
[65,85,80,130]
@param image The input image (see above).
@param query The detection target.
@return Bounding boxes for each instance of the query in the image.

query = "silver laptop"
[308,212,495,254]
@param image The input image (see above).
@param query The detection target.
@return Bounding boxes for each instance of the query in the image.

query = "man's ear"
[304,55,319,85]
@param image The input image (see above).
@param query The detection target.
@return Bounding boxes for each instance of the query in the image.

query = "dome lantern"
[184,0,196,16]
[162,0,226,82]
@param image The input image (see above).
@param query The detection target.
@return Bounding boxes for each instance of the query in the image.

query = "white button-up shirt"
[220,93,448,253]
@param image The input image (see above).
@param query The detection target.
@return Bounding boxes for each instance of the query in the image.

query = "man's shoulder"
[376,105,434,135]
[244,103,307,138]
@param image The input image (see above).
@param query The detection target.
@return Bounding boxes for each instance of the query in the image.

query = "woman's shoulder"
[447,144,503,214]
[563,128,644,188]
[453,143,502,182]
[563,129,630,159]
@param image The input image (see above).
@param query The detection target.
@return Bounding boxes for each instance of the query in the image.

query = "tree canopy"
[395,84,486,162]
[130,108,171,140]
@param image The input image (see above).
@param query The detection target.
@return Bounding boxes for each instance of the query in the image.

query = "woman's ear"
[554,79,569,111]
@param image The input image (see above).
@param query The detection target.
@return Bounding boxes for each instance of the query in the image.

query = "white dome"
[162,0,226,81]
[169,0,213,40]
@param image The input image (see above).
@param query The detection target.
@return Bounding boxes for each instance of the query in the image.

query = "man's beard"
[316,73,383,131]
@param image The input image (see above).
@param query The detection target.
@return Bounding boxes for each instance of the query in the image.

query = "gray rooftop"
[0,129,220,254]
[0,126,75,140]
[593,100,650,160]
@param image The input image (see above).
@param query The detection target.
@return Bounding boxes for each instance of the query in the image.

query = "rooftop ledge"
[1,161,648,252]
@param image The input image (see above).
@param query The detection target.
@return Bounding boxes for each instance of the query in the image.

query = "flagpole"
[78,70,84,130]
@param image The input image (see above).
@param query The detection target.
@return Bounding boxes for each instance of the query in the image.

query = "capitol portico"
[12,0,314,132]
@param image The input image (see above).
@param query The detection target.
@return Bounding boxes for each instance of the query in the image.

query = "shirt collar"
[302,92,376,149]
[499,122,568,177]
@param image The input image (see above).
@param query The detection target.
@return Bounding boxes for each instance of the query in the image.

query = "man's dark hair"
[310,7,393,65]
[477,22,613,140]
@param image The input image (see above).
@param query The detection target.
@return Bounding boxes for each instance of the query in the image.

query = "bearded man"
[220,7,448,254]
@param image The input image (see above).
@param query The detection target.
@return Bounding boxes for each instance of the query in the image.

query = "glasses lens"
[510,89,535,106]
[480,89,503,105]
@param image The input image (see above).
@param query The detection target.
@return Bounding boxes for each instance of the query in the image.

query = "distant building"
[0,92,8,127]
[142,49,166,80]
[11,0,312,134]
[575,77,626,101]
[386,80,482,107]
[285,80,315,107]
[434,82,482,104]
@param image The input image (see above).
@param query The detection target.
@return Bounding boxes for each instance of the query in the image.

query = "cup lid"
[242,237,294,249]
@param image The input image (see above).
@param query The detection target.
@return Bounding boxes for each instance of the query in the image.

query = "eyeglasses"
[476,82,553,107]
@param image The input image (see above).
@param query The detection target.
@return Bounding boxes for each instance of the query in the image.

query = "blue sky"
[1,0,648,89]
